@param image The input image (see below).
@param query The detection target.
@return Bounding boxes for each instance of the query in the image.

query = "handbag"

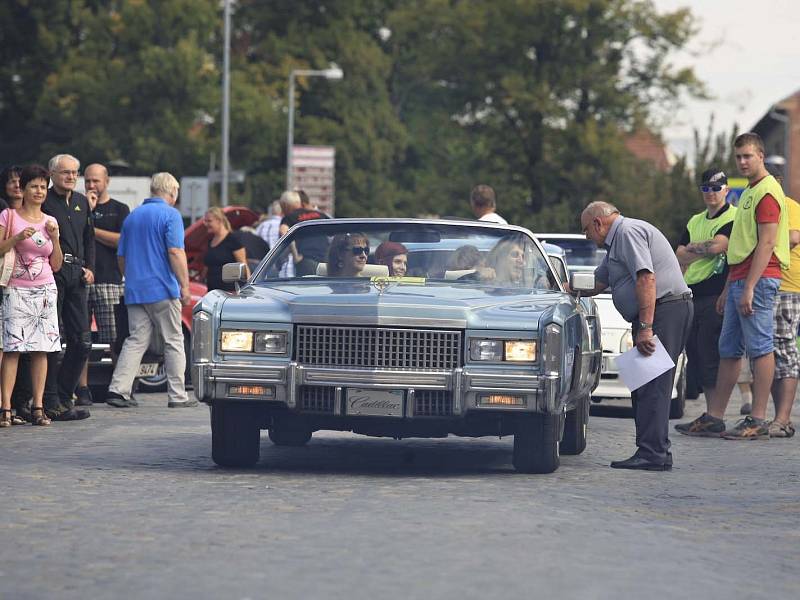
[0,208,16,287]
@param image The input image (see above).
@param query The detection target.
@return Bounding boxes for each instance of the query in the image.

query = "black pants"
[44,265,91,412]
[684,294,723,392]
[631,298,693,464]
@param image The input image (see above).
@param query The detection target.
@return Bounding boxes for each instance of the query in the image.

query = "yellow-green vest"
[727,175,790,268]
[683,204,737,285]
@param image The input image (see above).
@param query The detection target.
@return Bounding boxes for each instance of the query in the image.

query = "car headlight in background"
[220,330,254,352]
[254,332,288,354]
[469,338,537,362]
[620,330,633,353]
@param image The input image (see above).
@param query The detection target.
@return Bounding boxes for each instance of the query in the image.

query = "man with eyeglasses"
[676,132,790,439]
[674,168,736,428]
[42,153,95,421]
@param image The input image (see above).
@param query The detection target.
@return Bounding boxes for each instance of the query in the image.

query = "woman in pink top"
[0,164,63,427]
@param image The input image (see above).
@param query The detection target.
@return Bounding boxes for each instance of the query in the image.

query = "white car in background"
[537,234,687,418]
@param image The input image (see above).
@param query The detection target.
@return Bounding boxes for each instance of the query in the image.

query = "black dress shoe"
[49,407,91,421]
[75,386,93,406]
[610,455,672,471]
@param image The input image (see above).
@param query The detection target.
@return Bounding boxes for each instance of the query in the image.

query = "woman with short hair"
[0,164,63,427]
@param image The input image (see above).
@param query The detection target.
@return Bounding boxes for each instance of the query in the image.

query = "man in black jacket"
[43,154,96,421]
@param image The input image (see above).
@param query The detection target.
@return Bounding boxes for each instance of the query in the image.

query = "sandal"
[11,413,26,425]
[0,409,12,428]
[30,407,51,427]
[768,420,796,438]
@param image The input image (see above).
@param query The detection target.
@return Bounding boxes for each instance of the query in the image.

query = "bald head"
[84,163,110,205]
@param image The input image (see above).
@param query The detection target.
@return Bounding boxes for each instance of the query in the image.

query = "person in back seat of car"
[327,233,369,277]
[375,241,408,277]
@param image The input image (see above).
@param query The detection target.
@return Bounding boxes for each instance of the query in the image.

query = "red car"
[89,206,261,395]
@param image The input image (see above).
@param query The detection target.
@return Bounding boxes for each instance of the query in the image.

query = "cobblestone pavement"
[1,390,798,600]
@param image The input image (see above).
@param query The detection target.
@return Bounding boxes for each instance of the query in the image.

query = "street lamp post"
[286,67,344,190]
[221,0,232,206]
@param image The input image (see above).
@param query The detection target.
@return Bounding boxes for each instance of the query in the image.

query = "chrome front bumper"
[193,361,564,414]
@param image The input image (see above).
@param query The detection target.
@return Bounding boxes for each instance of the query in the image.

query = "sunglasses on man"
[700,185,724,193]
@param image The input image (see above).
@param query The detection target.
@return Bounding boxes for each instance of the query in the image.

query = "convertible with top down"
[192,218,602,473]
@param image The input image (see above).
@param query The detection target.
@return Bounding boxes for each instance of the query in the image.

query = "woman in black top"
[203,207,249,291]
[0,165,23,211]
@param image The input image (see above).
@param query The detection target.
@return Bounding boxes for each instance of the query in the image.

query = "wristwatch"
[638,321,653,330]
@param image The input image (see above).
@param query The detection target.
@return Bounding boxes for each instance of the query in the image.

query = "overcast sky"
[653,0,800,158]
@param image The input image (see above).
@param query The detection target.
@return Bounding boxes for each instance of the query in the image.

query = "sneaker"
[75,386,93,406]
[740,402,752,415]
[106,392,135,408]
[168,399,198,408]
[768,420,796,438]
[721,416,770,440]
[675,413,726,437]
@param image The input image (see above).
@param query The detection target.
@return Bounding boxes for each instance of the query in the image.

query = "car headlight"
[220,330,254,352]
[254,332,288,354]
[505,340,537,362]
[542,323,562,376]
[620,330,633,353]
[470,339,503,361]
[192,311,212,363]
[469,339,536,362]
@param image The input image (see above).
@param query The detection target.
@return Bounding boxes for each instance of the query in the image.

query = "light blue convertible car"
[192,219,601,473]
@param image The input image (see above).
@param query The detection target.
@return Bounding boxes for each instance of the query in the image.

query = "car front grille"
[295,326,462,370]
[414,390,453,417]
[300,385,336,413]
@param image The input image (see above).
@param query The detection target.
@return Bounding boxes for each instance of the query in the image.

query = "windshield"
[538,237,607,269]
[253,221,559,291]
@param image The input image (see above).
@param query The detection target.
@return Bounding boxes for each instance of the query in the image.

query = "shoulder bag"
[0,208,17,287]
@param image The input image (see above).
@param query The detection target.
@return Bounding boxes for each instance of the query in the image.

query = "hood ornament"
[371,276,393,295]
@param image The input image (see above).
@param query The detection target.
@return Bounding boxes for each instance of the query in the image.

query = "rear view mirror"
[222,262,248,283]
[570,272,595,292]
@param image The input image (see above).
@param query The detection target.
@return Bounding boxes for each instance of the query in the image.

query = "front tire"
[560,395,589,455]
[513,413,561,474]
[211,403,260,467]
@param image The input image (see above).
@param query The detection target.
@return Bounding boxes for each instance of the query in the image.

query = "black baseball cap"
[700,168,727,187]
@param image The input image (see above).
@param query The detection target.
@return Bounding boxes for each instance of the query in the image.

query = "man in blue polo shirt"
[105,172,196,408]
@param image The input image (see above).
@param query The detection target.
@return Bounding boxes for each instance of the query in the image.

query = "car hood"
[217,280,566,330]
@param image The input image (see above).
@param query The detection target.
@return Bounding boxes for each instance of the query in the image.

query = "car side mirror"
[222,262,247,283]
[222,262,248,293]
[570,272,595,299]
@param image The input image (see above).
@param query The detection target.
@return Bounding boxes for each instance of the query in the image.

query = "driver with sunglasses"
[674,168,736,421]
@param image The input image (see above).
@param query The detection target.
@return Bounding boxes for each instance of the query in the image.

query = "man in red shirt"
[677,132,790,439]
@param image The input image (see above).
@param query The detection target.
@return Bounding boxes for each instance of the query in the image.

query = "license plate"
[137,363,160,377]
[346,388,405,417]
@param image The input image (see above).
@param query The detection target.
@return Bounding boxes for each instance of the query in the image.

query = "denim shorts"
[719,278,781,359]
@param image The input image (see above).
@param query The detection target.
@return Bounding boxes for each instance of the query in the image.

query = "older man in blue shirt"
[580,201,693,471]
[105,172,196,408]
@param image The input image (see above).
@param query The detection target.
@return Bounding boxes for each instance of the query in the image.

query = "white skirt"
[3,284,60,353]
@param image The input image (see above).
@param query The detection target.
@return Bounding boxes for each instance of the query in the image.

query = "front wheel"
[211,403,260,467]
[560,395,589,456]
[513,413,561,474]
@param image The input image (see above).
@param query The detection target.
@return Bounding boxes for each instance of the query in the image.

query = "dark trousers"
[685,294,723,392]
[44,265,91,411]
[631,298,693,463]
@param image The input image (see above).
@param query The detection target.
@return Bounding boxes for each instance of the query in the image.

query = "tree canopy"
[0,0,717,243]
